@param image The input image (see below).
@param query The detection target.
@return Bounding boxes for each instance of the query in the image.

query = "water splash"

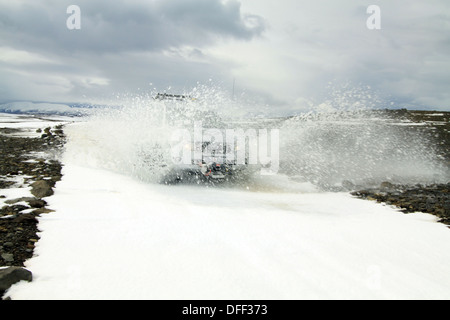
[64,83,449,191]
[64,84,242,183]
[280,110,448,190]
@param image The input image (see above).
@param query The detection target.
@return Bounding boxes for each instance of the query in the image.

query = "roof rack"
[154,93,195,101]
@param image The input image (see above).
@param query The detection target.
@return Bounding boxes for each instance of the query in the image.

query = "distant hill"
[0,101,90,116]
[0,101,113,116]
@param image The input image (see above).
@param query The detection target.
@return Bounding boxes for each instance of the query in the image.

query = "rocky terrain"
[351,182,450,226]
[391,109,449,164]
[0,121,65,299]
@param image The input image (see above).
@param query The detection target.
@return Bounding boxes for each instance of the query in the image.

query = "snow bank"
[7,165,450,299]
[0,113,74,138]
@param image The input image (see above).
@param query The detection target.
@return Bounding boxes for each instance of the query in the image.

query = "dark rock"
[28,199,47,208]
[380,181,395,191]
[1,253,14,263]
[5,197,47,208]
[14,214,38,223]
[32,208,54,215]
[53,129,64,136]
[3,242,13,248]
[351,190,371,197]
[12,204,29,213]
[5,197,35,205]
[30,180,54,198]
[0,267,32,292]
[1,204,29,215]
[0,180,15,189]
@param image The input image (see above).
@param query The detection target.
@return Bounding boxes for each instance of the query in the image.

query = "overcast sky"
[0,0,449,114]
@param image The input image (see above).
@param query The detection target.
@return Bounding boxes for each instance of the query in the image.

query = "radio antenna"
[232,78,236,100]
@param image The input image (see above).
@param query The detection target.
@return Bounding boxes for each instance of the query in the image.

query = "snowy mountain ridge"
[0,101,92,116]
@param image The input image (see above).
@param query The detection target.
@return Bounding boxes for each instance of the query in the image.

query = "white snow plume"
[280,93,449,190]
[64,97,172,183]
[65,84,449,190]
[63,86,246,184]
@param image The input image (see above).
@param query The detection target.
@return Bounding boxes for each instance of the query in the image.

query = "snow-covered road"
[3,114,450,300]
[8,163,450,299]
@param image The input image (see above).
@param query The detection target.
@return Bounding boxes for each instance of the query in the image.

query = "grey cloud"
[1,0,449,112]
[272,0,450,111]
[0,0,265,103]
[159,0,265,40]
[0,0,266,54]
